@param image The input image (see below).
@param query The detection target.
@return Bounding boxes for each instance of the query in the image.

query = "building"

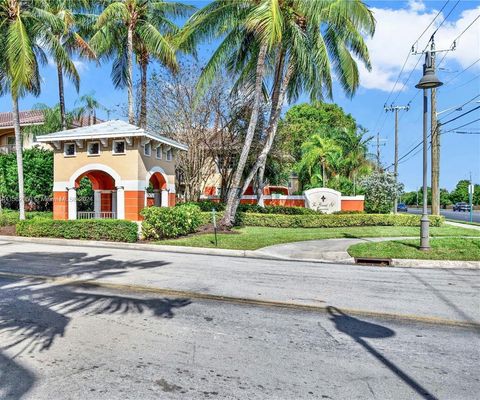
[36,120,188,221]
[0,110,102,154]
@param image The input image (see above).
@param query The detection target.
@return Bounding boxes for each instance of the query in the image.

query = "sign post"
[212,208,218,247]
[468,183,474,223]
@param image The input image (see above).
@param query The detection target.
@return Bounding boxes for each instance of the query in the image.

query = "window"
[64,143,76,156]
[144,142,151,156]
[166,149,173,161]
[7,136,15,146]
[112,140,126,155]
[87,141,100,156]
[156,146,162,159]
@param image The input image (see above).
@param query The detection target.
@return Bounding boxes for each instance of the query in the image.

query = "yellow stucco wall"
[52,137,178,188]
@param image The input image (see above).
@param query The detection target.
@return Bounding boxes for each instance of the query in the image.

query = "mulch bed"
[0,225,16,236]
[195,223,239,235]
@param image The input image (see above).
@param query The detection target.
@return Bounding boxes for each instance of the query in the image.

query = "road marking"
[0,271,479,330]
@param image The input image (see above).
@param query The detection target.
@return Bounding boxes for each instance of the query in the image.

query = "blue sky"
[0,0,478,191]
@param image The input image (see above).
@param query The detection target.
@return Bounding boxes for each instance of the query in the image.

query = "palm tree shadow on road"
[327,306,438,400]
[0,251,192,400]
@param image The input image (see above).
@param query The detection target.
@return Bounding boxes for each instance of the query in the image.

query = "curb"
[0,271,478,330]
[0,235,478,269]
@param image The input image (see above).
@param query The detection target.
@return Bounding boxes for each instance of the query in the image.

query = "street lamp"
[415,51,443,251]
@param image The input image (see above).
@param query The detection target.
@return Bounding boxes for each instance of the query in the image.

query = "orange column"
[53,191,68,220]
[168,193,176,207]
[124,191,145,221]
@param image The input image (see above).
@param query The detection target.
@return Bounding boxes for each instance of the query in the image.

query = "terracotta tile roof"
[0,110,103,129]
[0,110,45,128]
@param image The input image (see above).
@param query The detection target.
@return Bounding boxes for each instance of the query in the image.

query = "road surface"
[0,241,479,399]
[407,207,480,223]
[1,278,479,400]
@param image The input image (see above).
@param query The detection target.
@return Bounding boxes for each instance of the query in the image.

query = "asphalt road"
[1,277,479,400]
[407,208,480,223]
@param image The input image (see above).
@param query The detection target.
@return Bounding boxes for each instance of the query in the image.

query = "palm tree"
[182,0,375,227]
[335,127,374,180]
[90,0,193,127]
[0,0,60,220]
[43,0,97,130]
[74,93,106,125]
[297,135,342,188]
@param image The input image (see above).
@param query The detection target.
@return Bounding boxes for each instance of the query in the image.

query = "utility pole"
[375,133,387,170]
[385,104,409,213]
[430,37,440,216]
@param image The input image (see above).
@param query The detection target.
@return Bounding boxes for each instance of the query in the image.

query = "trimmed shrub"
[16,219,138,242]
[142,204,202,239]
[177,200,225,212]
[237,204,319,215]
[240,213,444,228]
[0,210,53,227]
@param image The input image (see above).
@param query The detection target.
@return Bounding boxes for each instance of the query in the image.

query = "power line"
[437,94,480,120]
[370,0,451,134]
[437,13,480,68]
[439,105,480,125]
[443,118,480,133]
[442,58,480,86]
[442,75,479,93]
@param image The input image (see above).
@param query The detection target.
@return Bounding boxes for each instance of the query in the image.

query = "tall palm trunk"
[11,93,25,220]
[57,63,67,130]
[139,52,148,129]
[127,25,134,124]
[241,62,294,200]
[220,43,268,228]
[322,161,326,186]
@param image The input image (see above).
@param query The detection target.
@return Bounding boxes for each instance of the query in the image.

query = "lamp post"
[415,51,443,251]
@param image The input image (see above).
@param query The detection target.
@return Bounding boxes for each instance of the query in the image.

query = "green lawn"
[158,225,480,250]
[348,238,480,261]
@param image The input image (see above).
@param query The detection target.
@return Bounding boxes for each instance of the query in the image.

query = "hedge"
[239,213,444,228]
[16,219,138,242]
[142,204,202,239]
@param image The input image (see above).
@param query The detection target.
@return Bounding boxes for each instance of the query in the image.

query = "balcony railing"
[0,145,16,154]
[77,211,116,219]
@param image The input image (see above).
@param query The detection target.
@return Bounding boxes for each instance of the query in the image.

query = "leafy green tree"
[90,0,193,127]
[450,179,480,205]
[360,171,403,214]
[0,148,53,211]
[279,102,357,161]
[74,92,107,125]
[23,104,74,139]
[296,135,342,188]
[0,0,61,219]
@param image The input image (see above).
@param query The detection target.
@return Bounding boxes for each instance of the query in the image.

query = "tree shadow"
[0,251,192,399]
[0,251,169,279]
[327,306,438,400]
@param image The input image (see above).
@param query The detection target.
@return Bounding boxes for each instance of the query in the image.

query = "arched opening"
[147,172,167,207]
[74,170,117,219]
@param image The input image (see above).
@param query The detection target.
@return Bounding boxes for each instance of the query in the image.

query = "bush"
[16,219,138,242]
[237,204,319,215]
[142,204,202,239]
[240,213,444,228]
[0,210,52,227]
[177,200,225,212]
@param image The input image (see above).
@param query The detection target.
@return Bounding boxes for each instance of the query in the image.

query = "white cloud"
[73,59,88,73]
[359,1,480,92]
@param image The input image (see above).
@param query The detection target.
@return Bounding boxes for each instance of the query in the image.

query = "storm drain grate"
[354,257,392,266]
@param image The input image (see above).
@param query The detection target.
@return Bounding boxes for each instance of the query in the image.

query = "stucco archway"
[146,166,170,207]
[67,164,124,220]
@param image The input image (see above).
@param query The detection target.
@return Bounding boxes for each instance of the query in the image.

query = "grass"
[347,238,480,261]
[158,225,480,251]
[446,219,480,227]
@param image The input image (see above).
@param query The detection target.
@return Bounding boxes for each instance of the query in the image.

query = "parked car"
[453,202,471,212]
[397,203,408,212]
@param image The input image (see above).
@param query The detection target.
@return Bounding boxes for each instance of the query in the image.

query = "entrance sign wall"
[304,188,341,214]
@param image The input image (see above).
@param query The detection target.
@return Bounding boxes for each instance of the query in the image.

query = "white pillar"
[154,190,161,207]
[116,187,125,219]
[112,191,117,218]
[68,188,77,220]
[161,190,169,207]
[94,190,101,217]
